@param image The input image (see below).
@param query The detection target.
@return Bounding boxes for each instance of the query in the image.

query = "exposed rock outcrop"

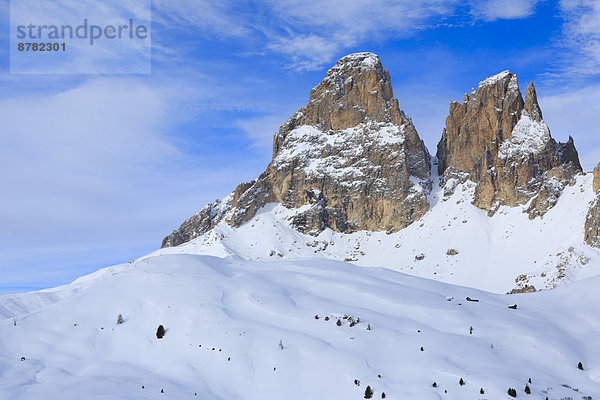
[162,53,431,248]
[436,71,582,218]
[585,162,600,247]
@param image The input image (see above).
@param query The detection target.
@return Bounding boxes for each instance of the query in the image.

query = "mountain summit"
[162,52,431,247]
[158,55,599,294]
[436,70,581,218]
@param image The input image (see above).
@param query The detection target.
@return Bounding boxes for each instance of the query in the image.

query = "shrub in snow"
[578,361,584,370]
[480,388,484,394]
[279,339,284,350]
[117,314,124,324]
[381,392,386,398]
[364,385,373,399]
[13,317,16,326]
[432,382,437,387]
[354,379,360,386]
[325,316,330,321]
[314,314,319,319]
[507,387,517,397]
[420,346,424,351]
[367,324,371,330]
[156,325,165,339]
[528,378,531,383]
[446,248,458,256]
[459,378,465,386]
[524,385,530,394]
[336,319,342,326]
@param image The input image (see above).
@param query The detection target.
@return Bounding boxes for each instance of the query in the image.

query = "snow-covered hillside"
[0,254,598,399]
[149,170,600,294]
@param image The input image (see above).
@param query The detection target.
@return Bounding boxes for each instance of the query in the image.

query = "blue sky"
[1,0,599,293]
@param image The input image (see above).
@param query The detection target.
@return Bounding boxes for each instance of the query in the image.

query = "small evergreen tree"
[336,319,342,327]
[525,385,531,394]
[459,378,465,386]
[156,324,165,339]
[578,361,584,370]
[507,387,517,397]
[480,388,484,394]
[381,392,386,399]
[279,339,284,350]
[364,385,373,399]
[432,382,437,387]
[117,314,124,324]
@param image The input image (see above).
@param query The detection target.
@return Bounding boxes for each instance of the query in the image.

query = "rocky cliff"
[436,71,582,218]
[585,163,600,247]
[162,53,432,247]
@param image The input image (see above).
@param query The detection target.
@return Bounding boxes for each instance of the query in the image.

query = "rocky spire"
[585,162,600,247]
[436,70,582,218]
[162,53,432,248]
[524,82,542,122]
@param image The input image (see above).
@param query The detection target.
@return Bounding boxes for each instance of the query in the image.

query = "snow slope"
[151,171,600,294]
[0,254,598,399]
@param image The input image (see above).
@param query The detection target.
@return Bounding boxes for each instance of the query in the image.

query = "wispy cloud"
[469,0,542,21]
[559,0,600,76]
[152,0,481,71]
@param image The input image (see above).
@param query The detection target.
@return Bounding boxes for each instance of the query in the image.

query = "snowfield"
[0,254,598,399]
[150,171,600,294]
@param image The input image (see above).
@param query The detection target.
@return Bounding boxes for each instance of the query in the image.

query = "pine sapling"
[364,385,373,399]
[117,314,124,325]
[279,339,284,350]
[156,324,165,339]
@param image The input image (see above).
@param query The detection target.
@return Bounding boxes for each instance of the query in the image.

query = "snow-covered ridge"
[478,70,510,87]
[150,172,599,294]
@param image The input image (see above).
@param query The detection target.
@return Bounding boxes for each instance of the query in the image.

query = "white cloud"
[154,0,462,70]
[470,0,541,21]
[0,78,268,290]
[559,0,600,75]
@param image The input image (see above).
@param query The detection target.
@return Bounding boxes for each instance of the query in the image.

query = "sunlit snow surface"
[0,255,598,399]
[152,173,600,294]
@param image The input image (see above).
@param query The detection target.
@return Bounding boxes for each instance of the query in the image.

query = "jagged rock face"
[436,71,582,218]
[593,162,600,193]
[162,53,431,247]
[584,163,600,248]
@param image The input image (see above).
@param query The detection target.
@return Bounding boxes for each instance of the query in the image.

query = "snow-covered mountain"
[1,52,600,399]
[159,53,600,295]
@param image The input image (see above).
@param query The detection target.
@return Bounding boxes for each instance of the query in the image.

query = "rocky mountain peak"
[437,71,582,218]
[524,81,543,122]
[162,53,432,248]
[278,52,404,137]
